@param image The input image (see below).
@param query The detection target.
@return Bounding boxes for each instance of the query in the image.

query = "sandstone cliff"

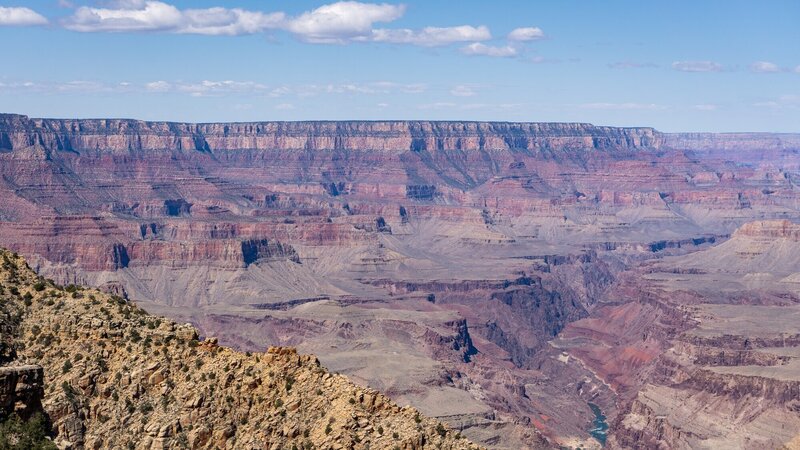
[0,114,660,154]
[0,248,481,449]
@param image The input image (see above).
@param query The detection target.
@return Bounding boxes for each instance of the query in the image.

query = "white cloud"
[795,65,800,74]
[692,104,717,111]
[60,1,491,51]
[63,1,284,35]
[142,80,270,96]
[671,60,723,72]
[417,102,457,110]
[275,103,295,110]
[749,61,780,73]
[145,81,171,92]
[266,81,426,97]
[186,80,266,94]
[285,1,405,43]
[450,85,476,97]
[507,27,543,41]
[754,94,800,109]
[608,61,659,69]
[418,102,521,111]
[0,6,48,26]
[55,81,113,93]
[179,8,284,35]
[0,78,431,99]
[65,2,183,32]
[581,102,666,110]
[0,79,128,94]
[460,42,517,58]
[369,25,491,46]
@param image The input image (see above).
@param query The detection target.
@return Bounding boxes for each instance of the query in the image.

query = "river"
[588,402,609,446]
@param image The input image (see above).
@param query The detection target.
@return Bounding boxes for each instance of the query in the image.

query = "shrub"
[61,382,76,403]
[62,360,73,374]
[0,413,56,450]
[33,281,46,292]
[139,401,153,415]
[285,375,295,392]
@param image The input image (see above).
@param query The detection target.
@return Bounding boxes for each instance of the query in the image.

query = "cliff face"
[662,132,800,151]
[733,219,800,240]
[5,113,799,155]
[0,113,661,154]
[0,365,45,421]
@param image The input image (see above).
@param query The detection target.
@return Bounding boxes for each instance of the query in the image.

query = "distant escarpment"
[662,132,800,151]
[0,113,661,154]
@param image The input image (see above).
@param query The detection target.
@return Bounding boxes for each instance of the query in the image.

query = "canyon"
[2,113,800,448]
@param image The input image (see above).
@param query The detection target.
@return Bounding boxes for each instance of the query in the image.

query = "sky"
[0,1,798,132]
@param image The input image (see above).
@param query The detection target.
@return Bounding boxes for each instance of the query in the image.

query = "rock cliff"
[0,114,661,154]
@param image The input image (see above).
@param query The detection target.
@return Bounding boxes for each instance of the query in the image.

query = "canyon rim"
[1,1,799,449]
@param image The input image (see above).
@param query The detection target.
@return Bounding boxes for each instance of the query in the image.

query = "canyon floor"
[2,114,800,448]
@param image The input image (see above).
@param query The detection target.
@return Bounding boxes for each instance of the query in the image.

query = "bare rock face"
[0,114,662,154]
[733,219,800,240]
[0,365,45,421]
[0,249,480,449]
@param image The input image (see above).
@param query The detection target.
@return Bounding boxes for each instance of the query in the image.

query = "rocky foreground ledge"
[0,248,481,449]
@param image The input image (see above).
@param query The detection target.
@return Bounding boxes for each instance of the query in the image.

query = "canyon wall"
[2,114,800,448]
[0,113,661,154]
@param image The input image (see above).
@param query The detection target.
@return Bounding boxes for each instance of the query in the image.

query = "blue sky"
[0,0,798,131]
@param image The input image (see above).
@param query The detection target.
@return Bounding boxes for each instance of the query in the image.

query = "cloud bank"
[0,6,49,26]
[59,0,497,48]
[671,61,723,72]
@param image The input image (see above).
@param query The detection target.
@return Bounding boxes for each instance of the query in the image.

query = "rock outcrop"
[0,365,45,421]
[0,248,481,449]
